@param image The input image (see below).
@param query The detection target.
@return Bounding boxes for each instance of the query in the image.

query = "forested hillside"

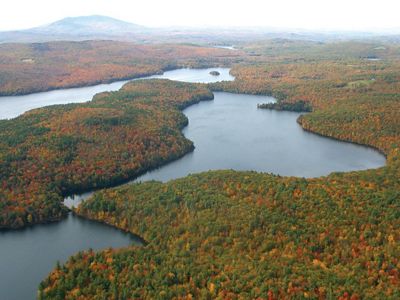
[0,80,213,228]
[41,166,400,299]
[0,41,240,95]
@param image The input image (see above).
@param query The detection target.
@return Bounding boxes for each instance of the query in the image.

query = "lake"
[0,68,385,299]
[0,68,234,120]
[0,215,141,300]
[136,92,385,180]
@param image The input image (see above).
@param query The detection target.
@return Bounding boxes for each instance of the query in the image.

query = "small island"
[209,70,220,76]
[258,100,312,112]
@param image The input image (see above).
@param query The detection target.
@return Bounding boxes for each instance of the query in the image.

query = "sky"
[1,0,400,32]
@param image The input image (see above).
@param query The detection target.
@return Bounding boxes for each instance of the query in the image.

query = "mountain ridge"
[0,15,149,43]
[31,15,146,35]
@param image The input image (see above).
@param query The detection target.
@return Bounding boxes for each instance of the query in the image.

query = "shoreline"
[0,69,168,97]
[0,65,230,97]
[70,210,148,246]
[296,115,388,159]
[1,90,216,230]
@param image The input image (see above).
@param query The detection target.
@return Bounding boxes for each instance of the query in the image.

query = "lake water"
[0,68,386,299]
[0,215,141,300]
[135,92,385,180]
[0,68,234,119]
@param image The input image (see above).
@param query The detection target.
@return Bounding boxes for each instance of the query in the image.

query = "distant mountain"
[0,15,150,43]
[31,15,146,36]
[1,15,400,44]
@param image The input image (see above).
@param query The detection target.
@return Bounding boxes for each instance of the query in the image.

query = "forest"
[0,40,399,298]
[0,80,213,228]
[0,40,240,96]
[40,166,400,299]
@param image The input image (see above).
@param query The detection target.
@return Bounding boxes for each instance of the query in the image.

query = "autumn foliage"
[40,167,400,299]
[0,80,213,228]
[0,40,241,95]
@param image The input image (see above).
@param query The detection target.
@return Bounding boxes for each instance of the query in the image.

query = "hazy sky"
[1,0,399,32]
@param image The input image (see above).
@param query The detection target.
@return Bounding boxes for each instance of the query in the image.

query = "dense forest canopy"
[0,40,241,96]
[41,167,400,299]
[0,80,213,228]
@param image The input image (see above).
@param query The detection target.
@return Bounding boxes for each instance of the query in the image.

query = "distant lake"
[213,45,237,50]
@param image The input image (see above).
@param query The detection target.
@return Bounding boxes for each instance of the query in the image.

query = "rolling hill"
[0,15,150,43]
[31,15,146,35]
